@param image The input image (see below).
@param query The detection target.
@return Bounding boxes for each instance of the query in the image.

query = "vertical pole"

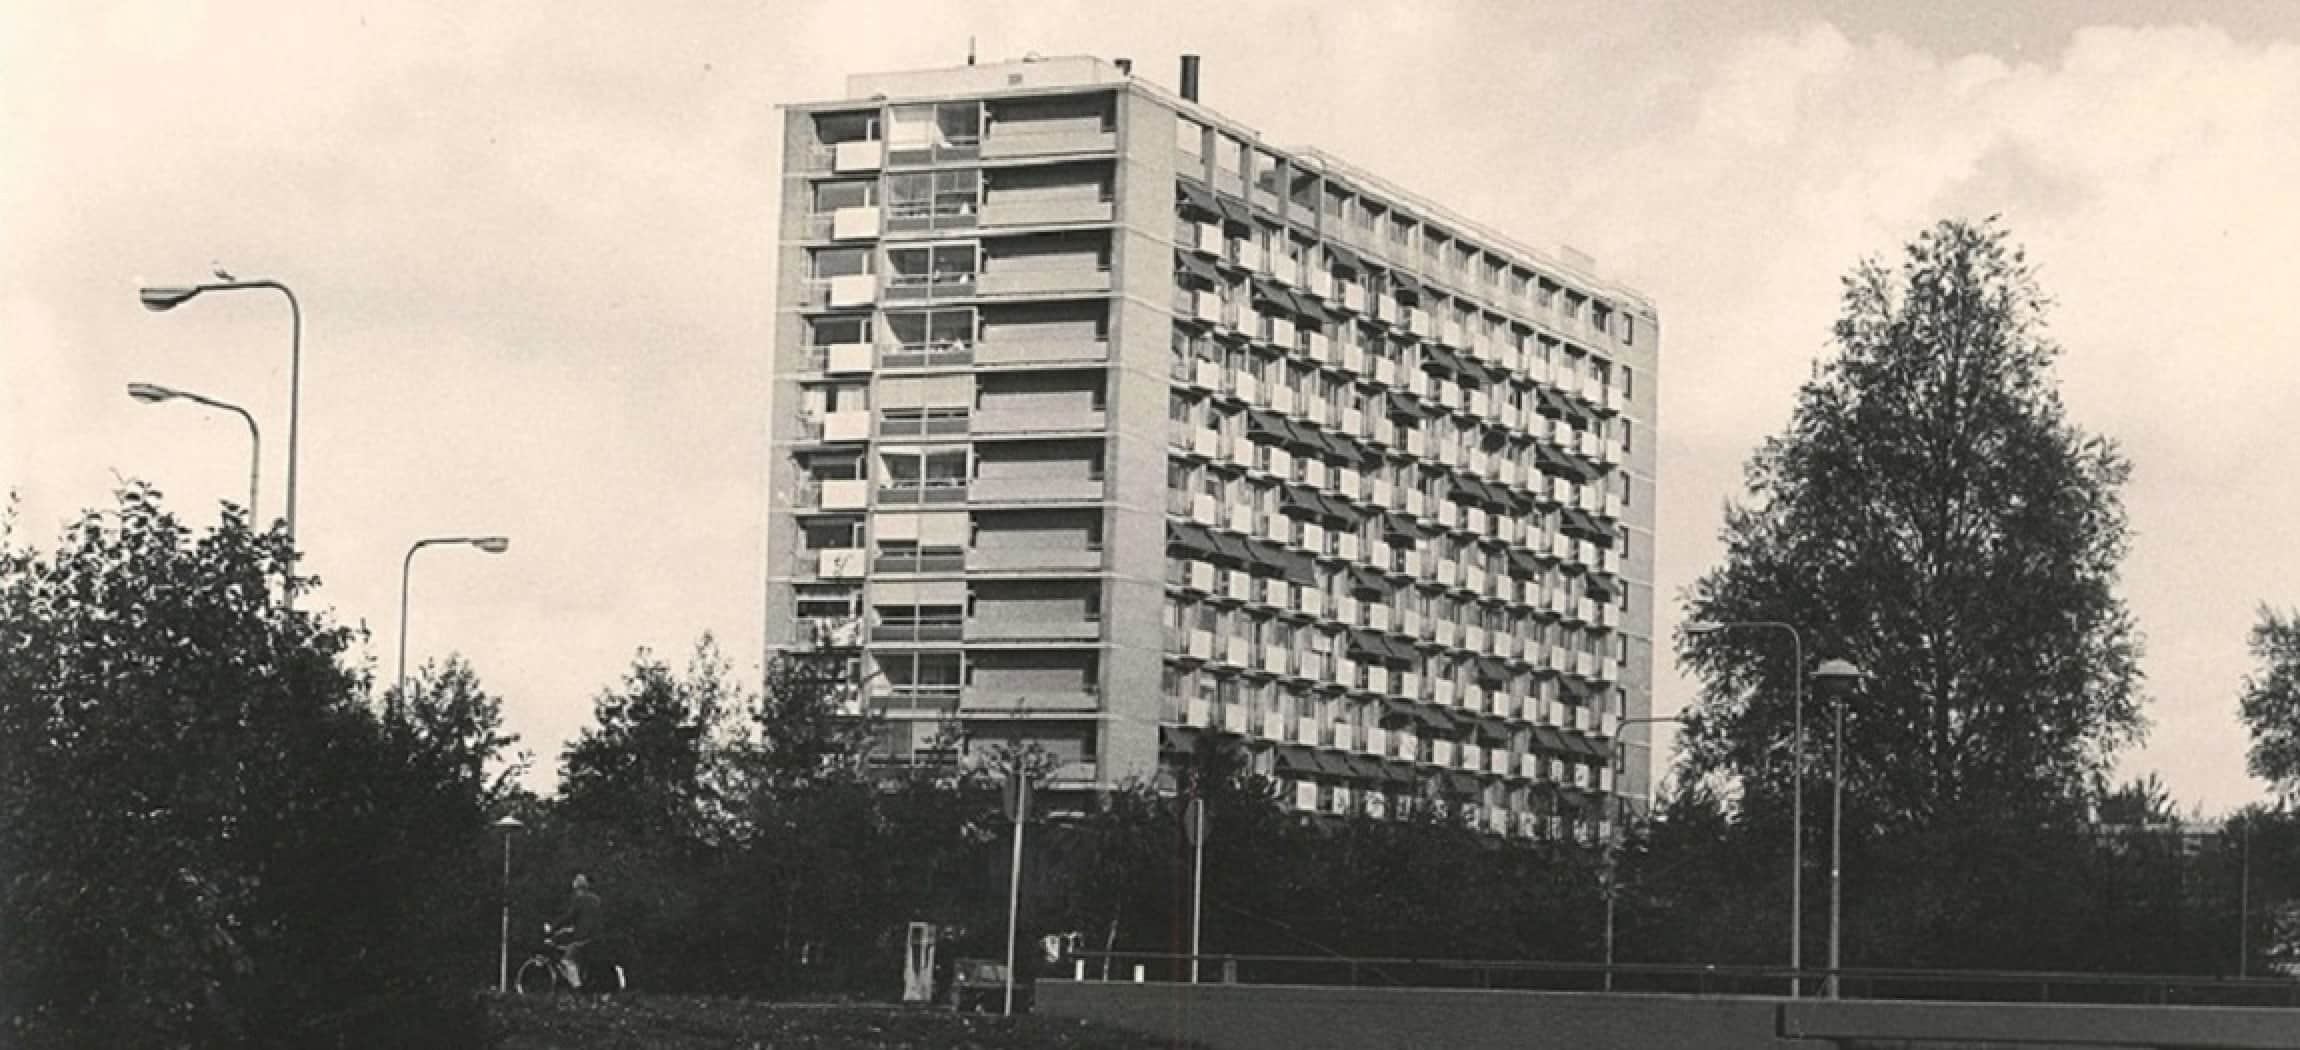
[1789,629,1804,998]
[1004,776,1026,1016]
[2239,822,2251,979]
[1190,797,1206,984]
[498,832,513,993]
[1603,872,1616,992]
[398,542,420,710]
[281,285,301,610]
[1828,692,1844,999]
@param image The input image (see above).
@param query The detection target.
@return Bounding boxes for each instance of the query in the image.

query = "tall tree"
[0,488,501,1048]
[558,637,739,847]
[1682,218,2144,832]
[2238,606,2300,802]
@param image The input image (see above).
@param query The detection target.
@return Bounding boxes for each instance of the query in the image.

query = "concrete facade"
[769,56,1659,836]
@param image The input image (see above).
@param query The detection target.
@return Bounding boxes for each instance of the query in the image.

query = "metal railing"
[1063,952,2300,1008]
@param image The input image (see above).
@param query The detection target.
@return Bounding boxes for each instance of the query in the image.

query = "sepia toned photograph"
[4,2,2299,1047]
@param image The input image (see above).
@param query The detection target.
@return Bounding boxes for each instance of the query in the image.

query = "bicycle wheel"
[514,957,558,996]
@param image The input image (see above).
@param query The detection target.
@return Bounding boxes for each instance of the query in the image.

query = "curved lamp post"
[1601,712,1689,992]
[126,381,261,519]
[493,815,526,993]
[1810,657,1869,999]
[397,536,511,706]
[139,279,303,603]
[1684,619,1806,996]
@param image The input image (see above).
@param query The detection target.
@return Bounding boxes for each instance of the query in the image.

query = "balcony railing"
[979,126,1116,159]
[876,409,971,439]
[980,196,1115,227]
[870,686,962,713]
[877,479,970,505]
[794,478,869,511]
[970,475,1105,503]
[873,548,966,574]
[870,619,965,642]
[976,261,1112,297]
[885,200,979,234]
[971,405,1106,436]
[879,341,975,369]
[967,546,1104,572]
[885,135,980,166]
[884,272,977,302]
[977,337,1109,367]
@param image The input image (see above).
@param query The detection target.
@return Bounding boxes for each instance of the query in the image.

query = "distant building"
[767,55,1658,842]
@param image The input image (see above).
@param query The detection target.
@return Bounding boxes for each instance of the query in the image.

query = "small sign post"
[1186,796,1209,983]
[1002,769,1031,1016]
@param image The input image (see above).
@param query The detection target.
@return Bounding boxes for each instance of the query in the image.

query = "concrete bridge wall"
[1038,979,2300,1049]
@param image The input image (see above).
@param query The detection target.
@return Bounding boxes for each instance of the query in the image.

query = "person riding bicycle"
[552,873,607,989]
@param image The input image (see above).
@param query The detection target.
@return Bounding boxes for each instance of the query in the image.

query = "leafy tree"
[388,654,526,808]
[0,487,501,1048]
[1682,217,2144,833]
[2238,606,2300,802]
[558,637,740,847]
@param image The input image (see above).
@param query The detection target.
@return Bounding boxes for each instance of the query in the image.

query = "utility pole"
[1002,769,1031,1016]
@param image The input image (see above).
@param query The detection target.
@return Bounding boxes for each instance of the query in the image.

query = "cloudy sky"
[5,1,2297,812]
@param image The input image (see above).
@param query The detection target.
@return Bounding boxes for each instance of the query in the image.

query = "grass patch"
[490,993,1199,1050]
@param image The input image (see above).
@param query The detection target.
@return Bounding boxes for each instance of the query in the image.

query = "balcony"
[966,616,1102,642]
[802,410,872,443]
[978,261,1111,297]
[877,479,970,506]
[803,342,875,374]
[879,341,975,369]
[803,274,880,309]
[884,272,976,303]
[830,206,881,241]
[972,405,1106,436]
[833,140,884,173]
[976,336,1108,367]
[967,546,1104,573]
[980,196,1115,227]
[813,547,865,579]
[969,475,1104,503]
[797,478,870,511]
[980,126,1117,159]
[872,619,964,643]
[961,685,1099,712]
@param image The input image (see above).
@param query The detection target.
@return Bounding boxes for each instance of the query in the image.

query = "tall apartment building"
[768,56,1658,842]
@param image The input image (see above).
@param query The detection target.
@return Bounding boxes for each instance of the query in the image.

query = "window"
[811,246,872,278]
[1214,135,1245,178]
[812,180,876,212]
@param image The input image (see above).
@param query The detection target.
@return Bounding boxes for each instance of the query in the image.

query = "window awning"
[1292,292,1336,326]
[1273,745,1318,774]
[1167,520,1218,559]
[1177,179,1222,220]
[1380,759,1419,785]
[1507,549,1543,579]
[1325,242,1362,273]
[1537,385,1586,422]
[1559,677,1595,703]
[1415,704,1459,735]
[1346,563,1393,598]
[1276,483,1325,519]
[1560,508,1610,542]
[1214,192,1253,227]
[1419,343,1464,377]
[1245,408,1295,445]
[1258,541,1320,586]
[1312,751,1357,777]
[1380,512,1419,543]
[1384,390,1420,420]
[1348,628,1398,665]
[1376,696,1420,727]
[1390,271,1422,298]
[1474,656,1514,686]
[1160,725,1203,752]
[1531,725,1572,753]
[1250,277,1295,315]
[1534,442,1576,479]
[1176,250,1224,287]
[1438,770,1484,796]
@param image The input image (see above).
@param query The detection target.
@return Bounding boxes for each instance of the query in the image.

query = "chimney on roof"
[1180,54,1200,102]
[1115,57,1133,76]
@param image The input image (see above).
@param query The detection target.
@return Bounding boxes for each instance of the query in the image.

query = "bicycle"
[513,923,628,996]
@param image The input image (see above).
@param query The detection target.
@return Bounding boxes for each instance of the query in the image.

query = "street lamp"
[493,815,526,993]
[1601,713,1688,992]
[397,536,511,707]
[1684,619,1807,996]
[139,279,303,603]
[126,381,262,520]
[1810,657,1869,999]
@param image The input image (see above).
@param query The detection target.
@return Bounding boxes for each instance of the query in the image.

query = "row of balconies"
[803,260,1113,310]
[1178,234,1631,410]
[800,544,1108,580]
[1168,471,1621,583]
[1167,420,1624,534]
[797,404,1108,443]
[1307,217,1633,355]
[795,475,1107,512]
[1170,614,1623,691]
[805,334,1111,373]
[1175,699,1614,790]
[810,125,1118,175]
[1172,352,1628,483]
